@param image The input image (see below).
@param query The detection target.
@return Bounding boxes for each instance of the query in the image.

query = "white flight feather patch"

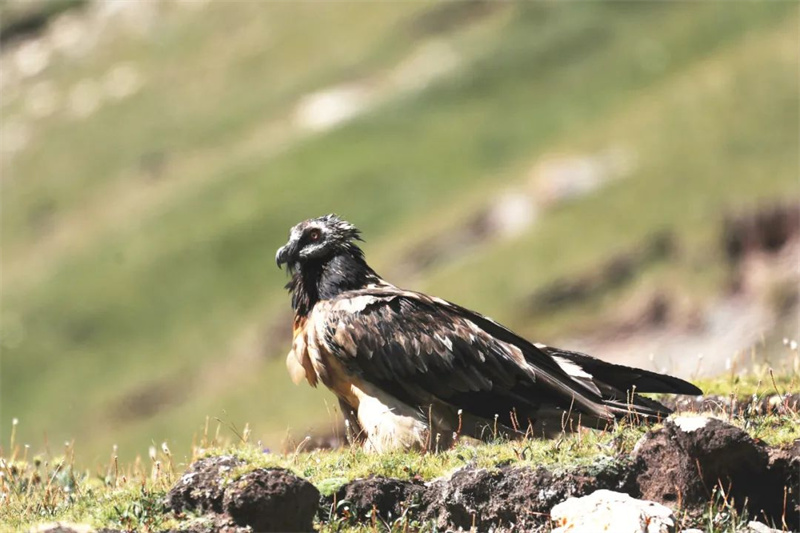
[552,355,601,397]
[553,355,594,380]
[434,333,453,351]
[334,295,381,314]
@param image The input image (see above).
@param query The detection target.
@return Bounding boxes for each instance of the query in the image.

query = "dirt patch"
[405,0,502,38]
[108,374,190,424]
[723,202,800,264]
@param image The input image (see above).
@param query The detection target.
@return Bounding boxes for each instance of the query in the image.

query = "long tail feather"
[542,346,703,395]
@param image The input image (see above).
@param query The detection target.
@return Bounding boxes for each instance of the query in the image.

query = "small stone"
[744,521,782,533]
[551,489,675,533]
[671,415,712,432]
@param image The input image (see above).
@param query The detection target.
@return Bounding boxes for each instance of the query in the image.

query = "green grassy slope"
[2,2,797,463]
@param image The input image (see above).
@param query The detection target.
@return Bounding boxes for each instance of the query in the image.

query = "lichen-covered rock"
[222,468,319,532]
[550,489,675,533]
[632,416,795,529]
[167,455,245,514]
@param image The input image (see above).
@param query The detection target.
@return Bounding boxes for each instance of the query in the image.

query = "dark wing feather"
[541,346,703,395]
[321,288,612,423]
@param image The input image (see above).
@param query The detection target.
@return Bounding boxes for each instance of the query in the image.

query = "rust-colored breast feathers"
[286,315,317,387]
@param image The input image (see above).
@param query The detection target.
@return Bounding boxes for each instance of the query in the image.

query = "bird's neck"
[288,245,379,316]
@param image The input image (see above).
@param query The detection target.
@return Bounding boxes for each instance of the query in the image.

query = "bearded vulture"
[276,214,701,452]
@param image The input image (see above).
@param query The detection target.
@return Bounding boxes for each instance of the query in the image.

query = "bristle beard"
[287,243,379,316]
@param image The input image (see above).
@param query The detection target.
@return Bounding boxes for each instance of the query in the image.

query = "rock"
[167,455,245,514]
[29,524,97,533]
[222,468,319,532]
[632,416,795,529]
[550,489,675,533]
[742,521,783,533]
[330,476,424,523]
[420,461,636,531]
[633,416,764,505]
[156,515,247,533]
[764,441,800,530]
[293,84,372,132]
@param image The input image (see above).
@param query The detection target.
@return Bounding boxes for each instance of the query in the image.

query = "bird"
[276,214,702,452]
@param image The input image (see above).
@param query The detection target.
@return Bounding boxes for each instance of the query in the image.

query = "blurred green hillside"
[2,1,798,463]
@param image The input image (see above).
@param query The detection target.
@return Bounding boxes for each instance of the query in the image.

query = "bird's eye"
[308,229,321,242]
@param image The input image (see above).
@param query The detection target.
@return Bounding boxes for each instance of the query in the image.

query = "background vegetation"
[2,0,798,470]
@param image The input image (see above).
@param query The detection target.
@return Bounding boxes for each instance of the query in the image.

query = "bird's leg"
[338,398,365,447]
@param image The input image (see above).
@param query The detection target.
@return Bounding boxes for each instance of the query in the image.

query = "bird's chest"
[287,306,359,406]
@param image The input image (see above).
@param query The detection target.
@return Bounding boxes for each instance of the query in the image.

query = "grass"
[2,1,798,465]
[1,372,798,532]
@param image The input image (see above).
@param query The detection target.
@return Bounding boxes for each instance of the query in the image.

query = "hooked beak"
[275,244,290,269]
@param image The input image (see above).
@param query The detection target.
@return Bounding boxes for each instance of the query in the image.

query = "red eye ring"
[308,229,321,242]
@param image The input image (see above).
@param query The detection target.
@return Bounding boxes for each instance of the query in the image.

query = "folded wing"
[319,288,622,427]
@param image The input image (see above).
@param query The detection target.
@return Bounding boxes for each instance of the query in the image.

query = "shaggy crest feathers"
[317,213,363,242]
[277,214,377,316]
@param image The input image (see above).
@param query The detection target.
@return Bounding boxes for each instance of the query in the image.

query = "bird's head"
[276,214,363,272]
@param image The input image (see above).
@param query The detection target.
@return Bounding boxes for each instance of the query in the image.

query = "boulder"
[633,416,765,505]
[632,416,795,529]
[330,476,424,523]
[550,489,675,533]
[167,455,245,514]
[420,461,635,531]
[222,468,319,532]
[764,440,800,529]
